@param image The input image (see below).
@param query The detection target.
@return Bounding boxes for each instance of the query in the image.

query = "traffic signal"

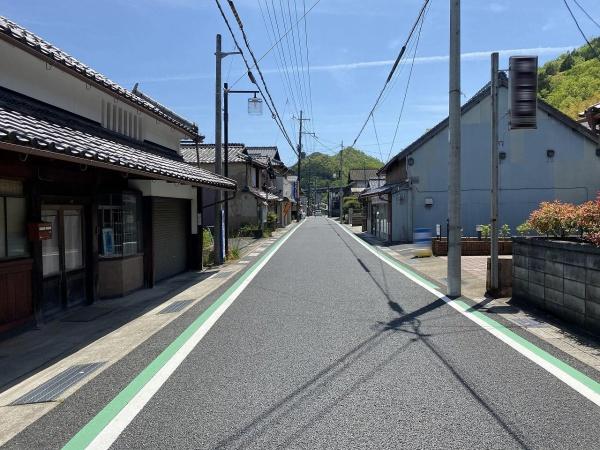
[509,56,538,130]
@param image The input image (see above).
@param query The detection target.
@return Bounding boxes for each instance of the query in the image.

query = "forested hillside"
[291,146,382,192]
[538,37,600,119]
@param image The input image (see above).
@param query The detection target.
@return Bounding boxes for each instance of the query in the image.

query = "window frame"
[97,191,143,260]
[0,180,29,261]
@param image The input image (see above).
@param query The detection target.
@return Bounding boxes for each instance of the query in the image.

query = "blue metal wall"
[398,87,599,239]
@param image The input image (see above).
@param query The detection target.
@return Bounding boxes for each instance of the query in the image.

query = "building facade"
[0,17,235,333]
[371,75,600,244]
[180,143,284,233]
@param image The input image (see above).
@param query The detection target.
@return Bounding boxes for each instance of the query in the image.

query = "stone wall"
[512,237,600,333]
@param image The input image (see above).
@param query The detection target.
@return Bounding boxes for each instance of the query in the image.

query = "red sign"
[28,222,52,241]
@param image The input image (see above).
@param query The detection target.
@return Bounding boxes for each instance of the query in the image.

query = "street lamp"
[223,82,260,255]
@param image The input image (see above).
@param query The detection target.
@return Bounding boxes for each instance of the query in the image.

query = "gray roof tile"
[0,90,235,190]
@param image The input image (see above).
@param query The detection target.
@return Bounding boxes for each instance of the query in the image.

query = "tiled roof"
[180,143,248,164]
[348,169,381,182]
[246,146,280,160]
[0,89,236,190]
[359,183,398,198]
[0,16,200,138]
[247,186,282,202]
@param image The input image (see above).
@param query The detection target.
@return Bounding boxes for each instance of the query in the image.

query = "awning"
[0,93,236,190]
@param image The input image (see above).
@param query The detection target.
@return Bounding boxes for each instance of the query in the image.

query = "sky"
[1,0,598,166]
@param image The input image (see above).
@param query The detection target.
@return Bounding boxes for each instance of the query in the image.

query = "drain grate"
[158,300,193,314]
[11,362,104,405]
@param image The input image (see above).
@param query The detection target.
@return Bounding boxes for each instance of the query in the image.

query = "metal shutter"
[152,198,188,282]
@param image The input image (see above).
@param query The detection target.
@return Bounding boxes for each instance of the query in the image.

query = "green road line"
[62,226,296,450]
[341,222,600,397]
[455,299,600,395]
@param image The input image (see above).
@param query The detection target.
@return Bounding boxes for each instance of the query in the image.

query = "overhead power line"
[386,4,427,162]
[562,0,600,61]
[214,0,297,154]
[230,0,322,88]
[573,0,600,30]
[350,0,430,148]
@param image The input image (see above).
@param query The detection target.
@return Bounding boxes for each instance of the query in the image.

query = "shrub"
[266,212,278,229]
[202,228,214,266]
[343,196,360,211]
[239,223,260,237]
[525,194,600,245]
[516,222,531,236]
[478,224,490,239]
[526,200,578,237]
[226,247,240,260]
[500,224,511,239]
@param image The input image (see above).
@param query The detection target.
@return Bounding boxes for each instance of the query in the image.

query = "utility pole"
[214,34,224,265]
[223,81,254,255]
[295,110,310,220]
[223,81,229,257]
[448,0,462,297]
[214,36,242,262]
[339,141,344,223]
[490,52,500,292]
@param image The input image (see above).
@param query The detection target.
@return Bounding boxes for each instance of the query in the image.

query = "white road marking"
[332,220,600,407]
[85,222,304,450]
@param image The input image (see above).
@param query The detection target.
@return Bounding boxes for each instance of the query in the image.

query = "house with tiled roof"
[0,16,236,333]
[367,73,600,244]
[180,142,295,233]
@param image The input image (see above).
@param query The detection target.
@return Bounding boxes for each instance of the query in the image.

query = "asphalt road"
[6,216,600,449]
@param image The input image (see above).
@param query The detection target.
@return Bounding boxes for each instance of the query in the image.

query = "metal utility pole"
[214,34,224,265]
[339,141,344,223]
[448,0,462,297]
[490,52,500,292]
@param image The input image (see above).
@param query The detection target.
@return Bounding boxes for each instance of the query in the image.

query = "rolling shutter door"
[152,198,188,282]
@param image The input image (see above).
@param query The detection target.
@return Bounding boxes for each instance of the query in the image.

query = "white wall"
[0,40,187,151]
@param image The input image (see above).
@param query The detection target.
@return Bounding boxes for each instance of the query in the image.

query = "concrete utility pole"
[214,34,224,265]
[490,52,500,292]
[297,110,302,219]
[447,0,462,297]
[339,141,344,223]
[296,110,310,220]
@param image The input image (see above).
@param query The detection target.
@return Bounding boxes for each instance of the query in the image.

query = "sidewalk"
[0,223,295,445]
[347,224,600,374]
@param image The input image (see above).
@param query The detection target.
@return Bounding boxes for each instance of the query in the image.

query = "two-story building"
[364,72,600,244]
[0,16,236,333]
[245,146,296,227]
[180,143,283,232]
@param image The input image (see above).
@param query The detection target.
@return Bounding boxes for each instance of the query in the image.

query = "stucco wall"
[0,39,186,151]
[403,87,600,238]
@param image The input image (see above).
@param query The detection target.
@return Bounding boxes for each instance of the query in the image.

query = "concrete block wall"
[512,237,600,333]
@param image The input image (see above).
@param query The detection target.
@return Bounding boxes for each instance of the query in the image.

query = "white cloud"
[129,46,575,83]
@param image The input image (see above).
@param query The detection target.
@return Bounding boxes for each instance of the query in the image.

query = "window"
[98,192,142,258]
[0,179,28,259]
